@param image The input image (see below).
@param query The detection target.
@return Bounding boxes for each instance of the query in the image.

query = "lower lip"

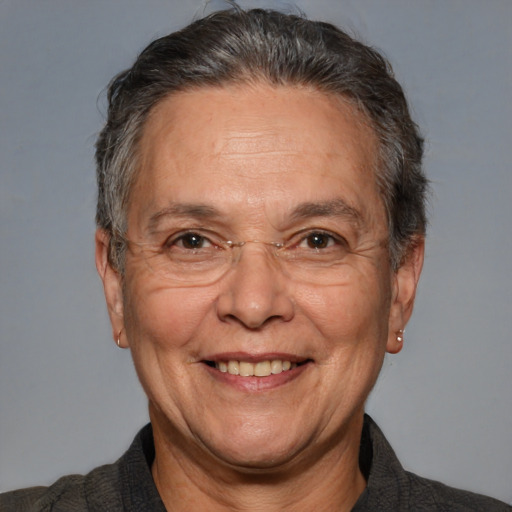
[202,362,311,392]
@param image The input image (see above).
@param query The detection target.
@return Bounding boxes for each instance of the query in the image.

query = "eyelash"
[295,230,347,250]
[163,229,348,251]
[168,231,213,250]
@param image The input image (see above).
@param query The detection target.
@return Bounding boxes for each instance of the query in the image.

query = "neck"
[149,406,367,512]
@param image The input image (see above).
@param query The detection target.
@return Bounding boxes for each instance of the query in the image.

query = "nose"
[216,244,295,329]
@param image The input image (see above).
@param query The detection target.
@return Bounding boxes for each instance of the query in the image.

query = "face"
[97,84,422,472]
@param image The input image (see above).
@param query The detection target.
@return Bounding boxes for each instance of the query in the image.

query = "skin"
[96,84,424,511]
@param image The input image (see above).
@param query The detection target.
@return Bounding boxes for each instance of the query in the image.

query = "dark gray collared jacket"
[1,416,509,511]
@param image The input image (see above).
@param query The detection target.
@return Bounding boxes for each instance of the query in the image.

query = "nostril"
[215,265,295,328]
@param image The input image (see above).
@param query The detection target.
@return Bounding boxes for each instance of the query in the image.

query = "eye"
[300,231,338,250]
[169,232,213,250]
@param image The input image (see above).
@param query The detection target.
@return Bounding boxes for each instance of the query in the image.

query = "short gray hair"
[96,8,428,271]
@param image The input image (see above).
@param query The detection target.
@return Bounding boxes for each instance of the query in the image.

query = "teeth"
[254,361,271,377]
[214,359,299,377]
[270,360,282,374]
[239,361,254,377]
[227,360,239,375]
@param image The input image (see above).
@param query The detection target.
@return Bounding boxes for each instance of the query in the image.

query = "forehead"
[130,84,383,232]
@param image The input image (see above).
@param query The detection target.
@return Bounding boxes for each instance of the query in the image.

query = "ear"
[386,237,425,354]
[95,229,126,348]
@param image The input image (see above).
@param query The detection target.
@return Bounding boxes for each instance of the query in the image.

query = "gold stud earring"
[116,329,123,348]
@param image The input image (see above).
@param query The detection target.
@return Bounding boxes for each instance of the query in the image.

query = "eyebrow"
[146,202,220,232]
[145,198,363,232]
[290,199,363,225]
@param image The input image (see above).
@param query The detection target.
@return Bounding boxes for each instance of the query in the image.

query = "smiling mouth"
[203,359,311,377]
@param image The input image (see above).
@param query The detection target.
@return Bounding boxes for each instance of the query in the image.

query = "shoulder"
[1,475,87,512]
[403,470,511,511]
[0,424,160,512]
[358,415,511,511]
[0,462,121,512]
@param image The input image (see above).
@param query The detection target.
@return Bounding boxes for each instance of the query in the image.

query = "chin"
[203,427,307,471]
[213,446,301,472]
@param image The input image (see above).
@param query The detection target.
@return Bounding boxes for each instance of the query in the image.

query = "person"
[1,7,509,512]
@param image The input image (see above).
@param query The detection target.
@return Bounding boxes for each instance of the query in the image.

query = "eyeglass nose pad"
[225,240,244,266]
[230,240,284,271]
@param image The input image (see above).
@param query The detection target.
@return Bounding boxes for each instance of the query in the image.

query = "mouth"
[203,358,312,377]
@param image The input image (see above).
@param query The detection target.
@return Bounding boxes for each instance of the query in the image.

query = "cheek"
[297,270,392,344]
[123,276,218,351]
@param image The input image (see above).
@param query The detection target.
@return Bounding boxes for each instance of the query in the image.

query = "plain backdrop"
[1,0,511,505]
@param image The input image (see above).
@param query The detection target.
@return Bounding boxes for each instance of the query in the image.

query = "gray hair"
[96,8,428,271]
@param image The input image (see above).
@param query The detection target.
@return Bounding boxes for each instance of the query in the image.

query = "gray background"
[1,0,511,504]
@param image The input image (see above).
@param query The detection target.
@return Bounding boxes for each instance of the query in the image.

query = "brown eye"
[305,232,332,249]
[176,233,211,250]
